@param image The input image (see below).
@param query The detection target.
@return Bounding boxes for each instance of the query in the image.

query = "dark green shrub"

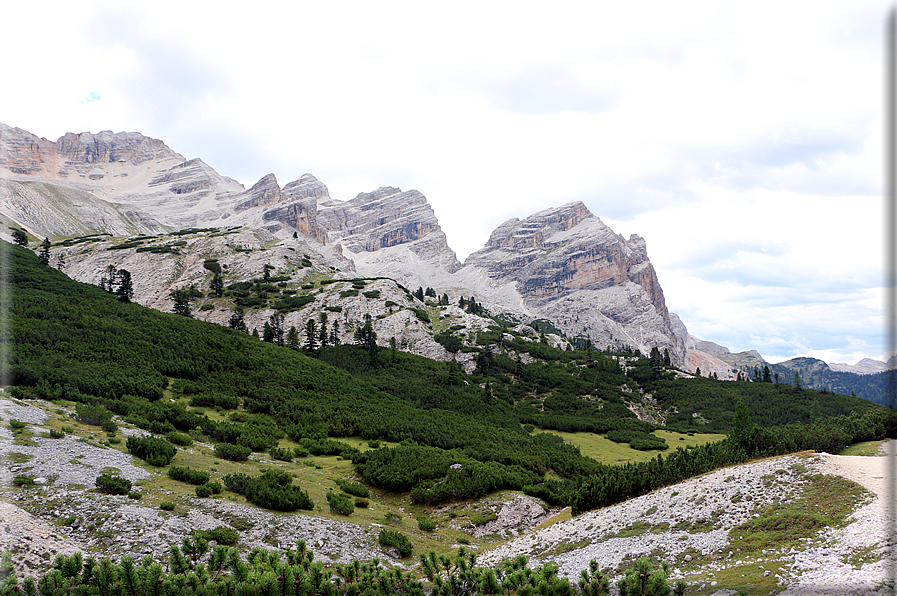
[326,492,354,516]
[297,438,358,457]
[355,498,369,508]
[411,308,430,323]
[49,429,65,439]
[269,446,293,462]
[215,443,252,461]
[224,470,313,512]
[378,529,412,557]
[434,332,462,352]
[207,482,222,494]
[168,466,210,485]
[271,295,315,312]
[190,393,239,409]
[160,502,175,511]
[9,419,27,430]
[222,473,252,494]
[76,404,113,427]
[128,491,142,500]
[147,420,175,435]
[13,475,34,486]
[293,446,310,458]
[336,480,369,498]
[95,474,132,495]
[629,437,669,451]
[195,526,238,545]
[339,289,358,298]
[126,436,177,466]
[195,484,214,498]
[164,432,193,446]
[417,516,436,532]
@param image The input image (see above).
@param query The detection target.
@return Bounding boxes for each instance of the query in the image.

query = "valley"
[1,122,895,594]
[2,394,893,594]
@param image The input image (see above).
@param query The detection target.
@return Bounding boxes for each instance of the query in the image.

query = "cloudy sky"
[1,1,890,364]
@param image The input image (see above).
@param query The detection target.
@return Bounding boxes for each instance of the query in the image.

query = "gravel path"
[480,445,897,594]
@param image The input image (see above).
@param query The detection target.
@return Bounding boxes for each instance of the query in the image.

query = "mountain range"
[0,122,889,394]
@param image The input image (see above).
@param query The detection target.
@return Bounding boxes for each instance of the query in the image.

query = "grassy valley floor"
[2,394,893,593]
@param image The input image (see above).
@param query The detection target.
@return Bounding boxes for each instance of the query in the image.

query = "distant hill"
[730,357,891,407]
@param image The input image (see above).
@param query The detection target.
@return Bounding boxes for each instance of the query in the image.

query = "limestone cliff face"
[316,186,461,281]
[235,174,284,211]
[0,123,60,176]
[55,130,174,172]
[0,123,184,181]
[260,175,329,243]
[461,202,684,366]
[466,202,668,314]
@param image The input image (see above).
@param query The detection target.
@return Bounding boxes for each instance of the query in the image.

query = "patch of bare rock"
[478,449,896,594]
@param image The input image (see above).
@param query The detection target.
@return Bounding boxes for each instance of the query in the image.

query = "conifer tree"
[330,320,341,347]
[210,273,224,298]
[228,308,247,332]
[286,326,300,350]
[269,312,285,345]
[304,319,318,352]
[171,289,192,317]
[38,237,51,265]
[115,269,134,303]
[10,228,27,246]
[318,312,329,348]
[100,264,118,292]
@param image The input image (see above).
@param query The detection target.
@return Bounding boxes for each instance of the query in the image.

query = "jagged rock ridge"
[0,123,685,367]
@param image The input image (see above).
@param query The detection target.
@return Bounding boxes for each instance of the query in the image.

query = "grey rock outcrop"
[459,202,685,366]
[316,186,462,286]
[261,174,329,243]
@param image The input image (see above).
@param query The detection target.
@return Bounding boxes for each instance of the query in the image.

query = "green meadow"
[534,428,727,466]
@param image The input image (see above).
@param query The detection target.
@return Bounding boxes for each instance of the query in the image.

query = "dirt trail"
[816,440,896,500]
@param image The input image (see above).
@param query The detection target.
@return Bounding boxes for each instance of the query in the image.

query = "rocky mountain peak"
[484,202,594,251]
[318,187,458,258]
[55,129,177,168]
[311,186,461,286]
[235,173,283,211]
[283,174,331,201]
[460,203,683,365]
